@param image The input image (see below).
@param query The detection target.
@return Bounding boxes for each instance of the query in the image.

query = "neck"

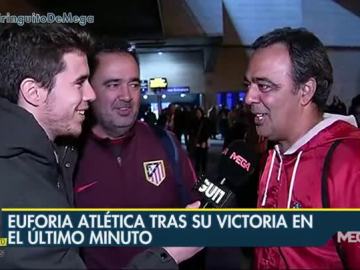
[38,120,55,141]
[18,103,55,141]
[279,108,323,152]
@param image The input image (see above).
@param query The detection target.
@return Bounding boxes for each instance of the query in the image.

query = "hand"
[185,201,201,209]
[164,201,203,264]
[163,247,203,264]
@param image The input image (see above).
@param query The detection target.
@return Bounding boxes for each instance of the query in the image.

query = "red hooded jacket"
[255,114,360,269]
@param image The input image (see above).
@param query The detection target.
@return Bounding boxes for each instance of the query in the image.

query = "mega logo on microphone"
[229,152,251,172]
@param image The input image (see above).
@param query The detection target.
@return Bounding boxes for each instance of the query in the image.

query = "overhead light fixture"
[128,43,136,52]
[162,94,166,99]
[143,95,148,99]
[180,93,186,98]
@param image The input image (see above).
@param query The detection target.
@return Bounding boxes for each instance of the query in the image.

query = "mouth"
[253,112,268,125]
[255,113,266,120]
[115,107,131,111]
[114,107,132,116]
[75,107,88,118]
[76,110,86,115]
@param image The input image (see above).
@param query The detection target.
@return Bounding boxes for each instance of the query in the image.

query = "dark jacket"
[127,248,178,270]
[74,121,198,268]
[0,98,85,269]
[0,98,178,270]
[55,141,79,204]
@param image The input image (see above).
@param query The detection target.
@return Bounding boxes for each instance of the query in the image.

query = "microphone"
[193,140,257,208]
[193,175,237,208]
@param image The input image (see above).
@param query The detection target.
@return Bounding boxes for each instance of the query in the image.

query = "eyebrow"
[254,77,273,83]
[74,74,89,84]
[129,78,141,83]
[103,78,140,86]
[244,76,275,84]
[243,76,264,84]
[103,78,121,85]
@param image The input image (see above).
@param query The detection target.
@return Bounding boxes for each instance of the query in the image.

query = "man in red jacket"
[244,27,360,269]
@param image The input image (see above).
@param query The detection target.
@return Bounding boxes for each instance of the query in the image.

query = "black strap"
[321,140,341,208]
[321,140,347,269]
[152,126,191,207]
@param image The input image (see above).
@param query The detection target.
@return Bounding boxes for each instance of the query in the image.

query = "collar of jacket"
[90,122,137,146]
[282,113,357,155]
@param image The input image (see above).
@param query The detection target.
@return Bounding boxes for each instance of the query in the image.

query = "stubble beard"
[97,110,138,138]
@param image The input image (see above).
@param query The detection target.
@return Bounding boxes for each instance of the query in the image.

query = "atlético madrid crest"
[143,160,166,186]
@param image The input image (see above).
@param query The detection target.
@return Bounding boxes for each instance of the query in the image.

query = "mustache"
[112,100,132,109]
[251,105,268,114]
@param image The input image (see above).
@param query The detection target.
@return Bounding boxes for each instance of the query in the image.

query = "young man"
[0,24,200,270]
[74,41,200,269]
[245,27,360,268]
[0,23,95,269]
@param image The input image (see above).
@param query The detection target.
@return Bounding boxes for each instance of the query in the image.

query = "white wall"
[138,48,360,110]
[328,49,360,107]
[303,0,360,47]
[139,51,205,93]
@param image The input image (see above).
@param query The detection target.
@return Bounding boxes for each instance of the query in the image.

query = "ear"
[299,77,317,106]
[19,78,48,106]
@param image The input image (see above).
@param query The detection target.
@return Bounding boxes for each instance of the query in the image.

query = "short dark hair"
[88,39,139,79]
[252,27,333,110]
[0,23,94,103]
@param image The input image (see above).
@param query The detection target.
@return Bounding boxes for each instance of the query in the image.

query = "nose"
[118,84,132,102]
[83,81,96,102]
[245,84,260,105]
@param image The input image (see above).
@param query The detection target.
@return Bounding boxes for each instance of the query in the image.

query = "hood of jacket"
[0,97,56,165]
[284,113,358,155]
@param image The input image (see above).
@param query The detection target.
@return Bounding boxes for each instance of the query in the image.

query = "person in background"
[245,27,360,269]
[173,105,188,144]
[188,107,211,176]
[165,103,176,131]
[74,40,201,269]
[143,105,157,126]
[218,105,229,140]
[349,94,360,127]
[207,105,218,139]
[326,95,347,115]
